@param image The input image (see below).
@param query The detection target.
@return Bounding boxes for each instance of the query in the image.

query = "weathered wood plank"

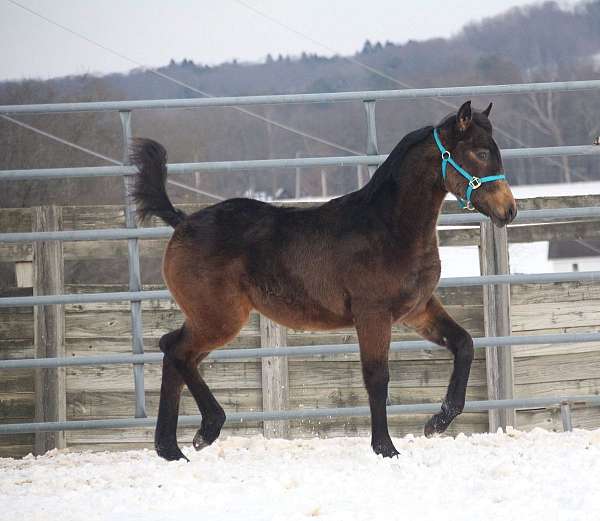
[260,315,289,439]
[289,385,488,409]
[509,220,600,243]
[0,312,34,340]
[511,281,600,305]
[0,393,35,421]
[65,361,262,392]
[516,378,600,398]
[287,359,488,388]
[513,340,600,358]
[516,404,600,432]
[480,221,515,430]
[67,389,262,419]
[514,351,600,384]
[512,300,600,331]
[64,310,260,339]
[33,206,66,454]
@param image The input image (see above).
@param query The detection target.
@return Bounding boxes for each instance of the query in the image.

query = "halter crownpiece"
[433,128,506,211]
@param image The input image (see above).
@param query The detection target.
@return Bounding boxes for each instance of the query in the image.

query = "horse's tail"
[129,138,186,228]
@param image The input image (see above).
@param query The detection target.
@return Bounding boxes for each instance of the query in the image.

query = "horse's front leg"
[405,295,474,437]
[355,314,398,457]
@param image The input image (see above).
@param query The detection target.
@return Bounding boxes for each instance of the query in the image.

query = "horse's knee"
[450,329,474,363]
[361,360,390,402]
[159,327,184,354]
[362,360,389,386]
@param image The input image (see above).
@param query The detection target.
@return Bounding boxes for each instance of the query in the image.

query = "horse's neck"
[370,140,447,241]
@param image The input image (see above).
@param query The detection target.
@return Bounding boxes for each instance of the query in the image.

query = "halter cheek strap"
[433,128,506,211]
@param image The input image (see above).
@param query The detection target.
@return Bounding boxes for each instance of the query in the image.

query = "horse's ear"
[456,100,472,133]
[482,102,493,117]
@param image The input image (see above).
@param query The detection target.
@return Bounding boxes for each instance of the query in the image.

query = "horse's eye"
[476,150,489,161]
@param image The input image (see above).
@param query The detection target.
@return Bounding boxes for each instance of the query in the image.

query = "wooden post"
[33,206,66,454]
[479,221,515,431]
[260,315,289,438]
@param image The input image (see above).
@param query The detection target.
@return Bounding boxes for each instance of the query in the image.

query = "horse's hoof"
[156,444,190,462]
[424,412,449,438]
[372,441,400,458]
[193,431,210,451]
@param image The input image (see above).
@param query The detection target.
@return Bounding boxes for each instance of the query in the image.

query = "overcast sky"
[1,0,562,81]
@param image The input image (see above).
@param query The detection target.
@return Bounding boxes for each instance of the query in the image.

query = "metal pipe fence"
[2,145,600,181]
[1,270,600,308]
[2,395,600,435]
[1,332,600,370]
[1,206,599,244]
[2,79,600,113]
[1,79,600,441]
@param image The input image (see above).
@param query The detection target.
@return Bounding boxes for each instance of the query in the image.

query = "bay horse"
[131,101,517,461]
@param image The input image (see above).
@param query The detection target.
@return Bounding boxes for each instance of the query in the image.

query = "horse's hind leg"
[155,328,188,461]
[156,324,229,460]
[404,295,474,437]
[167,335,226,452]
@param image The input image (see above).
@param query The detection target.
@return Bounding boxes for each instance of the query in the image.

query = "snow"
[2,429,600,521]
[510,181,600,199]
[440,241,552,277]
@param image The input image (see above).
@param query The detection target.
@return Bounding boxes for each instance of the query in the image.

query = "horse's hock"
[1,195,600,457]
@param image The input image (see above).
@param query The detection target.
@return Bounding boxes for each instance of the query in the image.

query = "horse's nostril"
[507,206,516,222]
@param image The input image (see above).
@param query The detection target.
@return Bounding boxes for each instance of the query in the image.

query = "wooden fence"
[1,194,600,457]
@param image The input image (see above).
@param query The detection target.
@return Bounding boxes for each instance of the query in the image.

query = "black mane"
[358,125,434,202]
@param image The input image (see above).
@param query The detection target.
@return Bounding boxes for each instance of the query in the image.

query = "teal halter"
[433,128,506,211]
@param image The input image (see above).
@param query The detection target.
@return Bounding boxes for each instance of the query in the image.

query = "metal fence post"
[363,100,379,178]
[479,222,515,431]
[119,110,146,418]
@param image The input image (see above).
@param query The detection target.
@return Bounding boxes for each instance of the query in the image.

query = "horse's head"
[437,101,517,227]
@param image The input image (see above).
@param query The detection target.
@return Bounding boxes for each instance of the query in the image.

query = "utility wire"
[5,0,360,156]
[1,114,224,201]
[1,114,119,165]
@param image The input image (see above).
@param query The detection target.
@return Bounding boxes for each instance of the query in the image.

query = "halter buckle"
[441,150,451,160]
[469,177,482,190]
[465,201,475,211]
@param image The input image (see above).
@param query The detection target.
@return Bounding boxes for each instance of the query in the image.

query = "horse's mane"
[358,124,433,202]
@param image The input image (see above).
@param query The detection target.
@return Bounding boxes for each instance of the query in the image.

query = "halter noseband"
[433,128,506,211]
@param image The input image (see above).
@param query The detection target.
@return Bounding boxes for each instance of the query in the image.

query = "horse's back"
[163,197,354,329]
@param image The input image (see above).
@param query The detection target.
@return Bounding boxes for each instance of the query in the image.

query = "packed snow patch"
[2,429,600,521]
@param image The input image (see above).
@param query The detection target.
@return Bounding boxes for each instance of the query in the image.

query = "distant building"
[548,240,600,272]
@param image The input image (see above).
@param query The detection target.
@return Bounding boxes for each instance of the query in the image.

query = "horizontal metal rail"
[2,394,600,434]
[1,79,600,114]
[1,206,599,245]
[2,145,600,181]
[1,271,599,308]
[1,332,599,369]
[438,206,600,225]
[0,290,170,307]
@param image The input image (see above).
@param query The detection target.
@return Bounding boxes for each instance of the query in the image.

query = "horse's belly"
[248,284,353,331]
[255,303,354,331]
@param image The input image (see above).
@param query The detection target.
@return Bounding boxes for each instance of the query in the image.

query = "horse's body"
[131,101,517,461]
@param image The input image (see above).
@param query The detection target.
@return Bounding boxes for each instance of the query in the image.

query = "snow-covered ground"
[2,429,600,521]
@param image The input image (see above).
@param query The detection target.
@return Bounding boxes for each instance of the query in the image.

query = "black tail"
[129,138,186,228]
